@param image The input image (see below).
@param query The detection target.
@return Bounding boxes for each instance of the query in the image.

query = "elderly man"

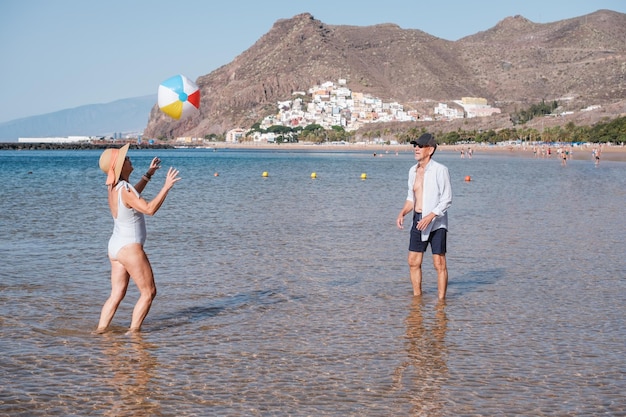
[396,133,452,299]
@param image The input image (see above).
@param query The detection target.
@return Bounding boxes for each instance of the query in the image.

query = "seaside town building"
[434,103,464,120]
[434,98,501,120]
[454,97,501,118]
[18,136,91,144]
[18,132,145,144]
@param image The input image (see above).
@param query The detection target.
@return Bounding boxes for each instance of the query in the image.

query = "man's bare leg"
[433,254,448,300]
[408,251,424,296]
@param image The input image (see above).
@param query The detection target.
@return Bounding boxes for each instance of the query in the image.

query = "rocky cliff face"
[143,10,626,139]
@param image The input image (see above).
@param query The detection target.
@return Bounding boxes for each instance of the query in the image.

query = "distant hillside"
[0,95,156,142]
[142,10,626,139]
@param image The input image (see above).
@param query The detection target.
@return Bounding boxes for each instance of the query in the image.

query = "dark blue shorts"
[409,212,447,254]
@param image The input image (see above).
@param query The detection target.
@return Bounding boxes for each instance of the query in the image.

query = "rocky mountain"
[457,11,626,106]
[143,9,626,139]
[143,10,626,139]
[0,95,156,141]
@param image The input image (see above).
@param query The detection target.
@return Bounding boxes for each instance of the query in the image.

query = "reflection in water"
[394,298,449,416]
[99,333,161,417]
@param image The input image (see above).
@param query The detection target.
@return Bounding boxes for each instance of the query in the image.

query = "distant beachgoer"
[561,149,567,166]
[96,144,181,333]
[468,147,473,158]
[396,133,452,299]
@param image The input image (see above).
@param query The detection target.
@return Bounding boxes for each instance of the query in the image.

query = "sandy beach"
[1,139,623,161]
[206,141,626,162]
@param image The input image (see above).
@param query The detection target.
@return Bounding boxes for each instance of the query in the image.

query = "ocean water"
[0,147,624,416]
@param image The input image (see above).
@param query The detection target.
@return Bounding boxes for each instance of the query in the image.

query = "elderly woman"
[96,144,180,333]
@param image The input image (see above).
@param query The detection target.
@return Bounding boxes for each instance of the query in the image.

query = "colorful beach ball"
[157,74,200,120]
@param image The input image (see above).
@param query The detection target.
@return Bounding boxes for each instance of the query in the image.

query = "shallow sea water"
[0,148,624,416]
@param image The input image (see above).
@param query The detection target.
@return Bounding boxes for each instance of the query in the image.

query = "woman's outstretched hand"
[164,167,181,190]
[148,157,162,175]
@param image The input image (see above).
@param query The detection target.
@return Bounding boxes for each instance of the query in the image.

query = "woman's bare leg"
[116,244,157,332]
[96,259,130,332]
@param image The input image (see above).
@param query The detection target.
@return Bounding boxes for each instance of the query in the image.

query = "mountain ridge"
[0,96,155,141]
[144,9,626,139]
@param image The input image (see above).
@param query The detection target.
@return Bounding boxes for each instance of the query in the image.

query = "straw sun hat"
[99,143,130,185]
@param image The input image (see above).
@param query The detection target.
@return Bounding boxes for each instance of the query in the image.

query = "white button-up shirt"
[405,159,452,241]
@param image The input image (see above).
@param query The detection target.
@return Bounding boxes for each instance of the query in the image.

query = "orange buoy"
[464,175,471,182]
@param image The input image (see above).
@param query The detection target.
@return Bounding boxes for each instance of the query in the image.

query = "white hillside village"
[225,79,501,144]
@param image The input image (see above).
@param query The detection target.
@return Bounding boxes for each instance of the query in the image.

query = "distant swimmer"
[396,133,452,299]
[96,144,181,333]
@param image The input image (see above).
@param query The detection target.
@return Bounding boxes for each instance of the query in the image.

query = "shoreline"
[206,141,626,162]
[2,141,625,161]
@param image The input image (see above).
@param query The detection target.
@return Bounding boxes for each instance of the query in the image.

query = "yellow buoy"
[361,173,367,180]
[311,172,317,179]
[262,171,269,177]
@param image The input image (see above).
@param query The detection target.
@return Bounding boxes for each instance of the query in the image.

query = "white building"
[434,103,463,120]
[18,136,91,143]
[225,128,248,143]
[454,97,501,118]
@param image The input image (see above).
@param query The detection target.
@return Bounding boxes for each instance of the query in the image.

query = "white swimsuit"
[108,181,146,259]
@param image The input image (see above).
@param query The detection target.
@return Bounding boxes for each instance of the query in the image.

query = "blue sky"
[1,0,624,123]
